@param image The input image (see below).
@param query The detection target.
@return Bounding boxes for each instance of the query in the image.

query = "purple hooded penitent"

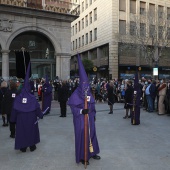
[67,54,100,163]
[10,62,43,150]
[41,75,52,112]
[131,71,140,125]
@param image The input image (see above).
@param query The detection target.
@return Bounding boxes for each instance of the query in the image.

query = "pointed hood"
[23,62,31,92]
[45,75,49,85]
[42,75,52,94]
[134,71,139,91]
[67,54,95,106]
[133,70,141,107]
[13,62,39,112]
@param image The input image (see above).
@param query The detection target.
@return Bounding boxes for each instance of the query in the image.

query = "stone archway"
[8,30,57,79]
[6,26,61,53]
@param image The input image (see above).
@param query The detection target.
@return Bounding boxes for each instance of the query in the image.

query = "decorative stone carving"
[0,19,12,32]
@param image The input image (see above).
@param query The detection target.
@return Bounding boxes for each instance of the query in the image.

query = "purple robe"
[42,83,52,112]
[69,100,100,163]
[68,54,100,163]
[10,106,43,149]
[131,72,140,125]
[10,62,43,150]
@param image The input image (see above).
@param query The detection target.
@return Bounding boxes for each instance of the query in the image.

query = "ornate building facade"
[0,0,78,80]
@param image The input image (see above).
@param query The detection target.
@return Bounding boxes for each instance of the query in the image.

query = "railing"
[0,0,80,15]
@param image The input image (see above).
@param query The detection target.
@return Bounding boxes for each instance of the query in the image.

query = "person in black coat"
[58,80,69,117]
[0,81,8,126]
[123,80,134,119]
[107,82,115,114]
[3,81,18,138]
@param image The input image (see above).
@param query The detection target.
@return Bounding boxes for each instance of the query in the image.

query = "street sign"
[153,67,158,76]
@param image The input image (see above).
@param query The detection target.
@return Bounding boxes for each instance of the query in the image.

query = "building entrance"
[8,31,56,79]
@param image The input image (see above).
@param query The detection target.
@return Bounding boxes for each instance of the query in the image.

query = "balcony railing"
[0,0,80,15]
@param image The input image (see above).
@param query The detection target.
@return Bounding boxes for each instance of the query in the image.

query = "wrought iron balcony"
[0,0,80,15]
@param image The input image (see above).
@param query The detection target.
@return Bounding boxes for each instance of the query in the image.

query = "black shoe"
[30,145,36,152]
[59,115,63,117]
[81,160,89,165]
[128,115,131,118]
[123,116,128,119]
[10,134,15,138]
[63,115,66,117]
[20,148,27,152]
[92,155,101,160]
[2,123,8,127]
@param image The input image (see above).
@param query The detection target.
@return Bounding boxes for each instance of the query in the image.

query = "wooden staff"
[84,88,88,169]
[132,91,137,125]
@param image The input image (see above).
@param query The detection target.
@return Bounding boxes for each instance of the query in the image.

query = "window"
[149,4,155,17]
[89,12,92,24]
[82,1,84,12]
[85,15,88,27]
[91,49,97,59]
[119,0,126,11]
[94,8,97,21]
[73,41,74,50]
[82,18,84,29]
[94,28,97,40]
[158,26,163,39]
[75,39,77,49]
[75,24,77,34]
[86,33,88,44]
[140,23,146,37]
[72,26,74,35]
[85,0,88,9]
[149,25,155,37]
[158,6,163,18]
[90,31,92,42]
[78,21,80,32]
[140,2,146,15]
[167,8,170,20]
[130,21,136,35]
[79,37,81,47]
[82,35,84,46]
[130,0,136,14]
[119,20,126,35]
[89,0,92,5]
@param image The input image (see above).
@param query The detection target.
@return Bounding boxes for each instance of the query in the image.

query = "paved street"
[1,101,170,170]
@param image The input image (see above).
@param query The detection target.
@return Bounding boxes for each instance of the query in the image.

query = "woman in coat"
[158,79,167,115]
[123,80,134,119]
[107,81,115,114]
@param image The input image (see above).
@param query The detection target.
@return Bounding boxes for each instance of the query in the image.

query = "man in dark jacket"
[58,80,69,117]
[123,80,134,119]
[3,81,18,138]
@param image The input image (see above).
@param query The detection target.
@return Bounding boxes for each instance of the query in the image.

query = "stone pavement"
[1,101,170,170]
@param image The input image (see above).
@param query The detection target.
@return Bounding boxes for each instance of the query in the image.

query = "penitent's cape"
[11,62,43,150]
[67,54,100,163]
[41,75,52,112]
[131,72,141,125]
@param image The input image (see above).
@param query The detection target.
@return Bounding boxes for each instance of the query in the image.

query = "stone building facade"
[71,0,170,80]
[0,1,77,80]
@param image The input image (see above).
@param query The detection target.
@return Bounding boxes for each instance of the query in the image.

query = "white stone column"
[60,56,71,80]
[42,0,46,9]
[1,50,10,81]
[56,55,61,79]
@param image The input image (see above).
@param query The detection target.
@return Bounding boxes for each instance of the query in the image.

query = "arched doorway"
[9,31,56,79]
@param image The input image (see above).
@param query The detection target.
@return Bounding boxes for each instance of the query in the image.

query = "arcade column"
[1,50,10,80]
